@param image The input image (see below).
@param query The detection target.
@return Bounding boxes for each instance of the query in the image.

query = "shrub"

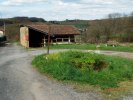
[70,52,108,71]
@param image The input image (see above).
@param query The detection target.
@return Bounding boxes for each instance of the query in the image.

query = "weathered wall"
[20,27,29,48]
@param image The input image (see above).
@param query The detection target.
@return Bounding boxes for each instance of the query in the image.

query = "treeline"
[50,13,133,43]
[83,12,133,43]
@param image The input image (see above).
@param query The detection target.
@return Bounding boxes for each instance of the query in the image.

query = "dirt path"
[0,44,102,100]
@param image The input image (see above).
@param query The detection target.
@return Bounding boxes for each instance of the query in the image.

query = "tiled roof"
[25,24,80,35]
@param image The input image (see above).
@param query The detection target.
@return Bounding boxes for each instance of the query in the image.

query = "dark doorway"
[29,28,45,47]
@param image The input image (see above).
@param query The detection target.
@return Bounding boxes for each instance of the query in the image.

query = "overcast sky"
[0,0,133,21]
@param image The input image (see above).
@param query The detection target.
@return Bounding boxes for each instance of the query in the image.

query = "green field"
[32,51,133,89]
[48,44,133,52]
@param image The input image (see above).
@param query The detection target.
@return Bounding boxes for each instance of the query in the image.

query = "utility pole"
[3,21,5,35]
[47,25,51,54]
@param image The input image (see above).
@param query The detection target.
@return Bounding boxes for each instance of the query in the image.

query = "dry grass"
[66,81,133,100]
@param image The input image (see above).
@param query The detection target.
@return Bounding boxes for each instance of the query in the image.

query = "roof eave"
[26,25,48,35]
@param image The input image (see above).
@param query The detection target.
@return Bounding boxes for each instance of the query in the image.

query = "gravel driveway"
[0,44,133,100]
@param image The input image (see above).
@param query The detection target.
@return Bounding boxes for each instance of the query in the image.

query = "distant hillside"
[0,17,46,26]
[0,12,133,43]
[0,17,47,42]
[49,19,89,29]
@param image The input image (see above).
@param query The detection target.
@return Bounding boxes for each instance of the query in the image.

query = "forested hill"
[0,17,46,26]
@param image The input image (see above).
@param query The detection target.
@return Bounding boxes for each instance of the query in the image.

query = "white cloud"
[0,0,133,20]
[1,0,47,6]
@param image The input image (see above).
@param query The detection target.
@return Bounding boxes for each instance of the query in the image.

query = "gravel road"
[0,44,102,100]
[0,44,133,100]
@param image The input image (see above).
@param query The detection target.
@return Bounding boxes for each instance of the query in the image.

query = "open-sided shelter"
[20,24,80,48]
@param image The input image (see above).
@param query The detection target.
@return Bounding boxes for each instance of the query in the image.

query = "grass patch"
[49,44,133,52]
[32,51,133,89]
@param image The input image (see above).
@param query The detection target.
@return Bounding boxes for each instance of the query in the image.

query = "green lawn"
[32,51,133,89]
[48,44,133,52]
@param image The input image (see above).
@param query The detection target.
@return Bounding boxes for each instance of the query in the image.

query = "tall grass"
[32,51,133,89]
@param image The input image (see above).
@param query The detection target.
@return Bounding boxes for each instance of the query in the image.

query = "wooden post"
[62,38,63,42]
[44,36,45,47]
[56,38,57,44]
[68,36,70,44]
[74,36,76,43]
[47,25,51,54]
